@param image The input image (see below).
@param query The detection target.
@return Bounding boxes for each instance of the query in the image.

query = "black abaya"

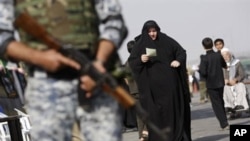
[128,20,191,141]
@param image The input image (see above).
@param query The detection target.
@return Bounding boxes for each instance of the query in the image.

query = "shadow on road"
[191,107,215,120]
[193,134,228,141]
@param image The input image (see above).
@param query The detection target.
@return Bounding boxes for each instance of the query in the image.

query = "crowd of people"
[191,38,250,122]
[0,1,249,141]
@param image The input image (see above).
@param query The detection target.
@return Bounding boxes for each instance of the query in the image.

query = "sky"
[117,0,250,66]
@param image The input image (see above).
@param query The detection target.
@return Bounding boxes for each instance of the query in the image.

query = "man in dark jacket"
[199,37,229,130]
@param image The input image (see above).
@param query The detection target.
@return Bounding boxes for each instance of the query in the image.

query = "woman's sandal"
[140,131,148,141]
[141,134,148,141]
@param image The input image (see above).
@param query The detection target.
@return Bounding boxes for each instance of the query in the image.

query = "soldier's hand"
[80,75,96,98]
[79,60,106,98]
[6,42,80,71]
[36,49,80,72]
[93,60,106,73]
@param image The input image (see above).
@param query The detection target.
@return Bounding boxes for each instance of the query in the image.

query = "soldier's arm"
[0,1,79,71]
[94,0,128,63]
[6,42,80,72]
[0,1,44,63]
[0,0,15,59]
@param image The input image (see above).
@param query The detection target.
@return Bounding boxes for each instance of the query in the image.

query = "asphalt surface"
[122,85,250,141]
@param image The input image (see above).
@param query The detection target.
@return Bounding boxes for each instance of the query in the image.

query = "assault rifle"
[15,12,168,140]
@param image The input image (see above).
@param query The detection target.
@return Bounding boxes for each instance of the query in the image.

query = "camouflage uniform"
[0,0,127,141]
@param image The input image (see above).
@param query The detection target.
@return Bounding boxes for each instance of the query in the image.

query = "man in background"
[199,37,229,130]
[221,48,249,114]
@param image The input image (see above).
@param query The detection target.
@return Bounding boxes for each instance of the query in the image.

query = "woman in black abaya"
[128,20,191,141]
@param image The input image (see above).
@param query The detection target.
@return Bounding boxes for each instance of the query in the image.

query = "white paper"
[146,48,157,57]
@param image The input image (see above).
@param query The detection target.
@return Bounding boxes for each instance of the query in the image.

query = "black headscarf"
[141,20,161,33]
[129,20,188,78]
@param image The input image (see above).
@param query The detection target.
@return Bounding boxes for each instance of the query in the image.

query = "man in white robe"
[221,48,249,112]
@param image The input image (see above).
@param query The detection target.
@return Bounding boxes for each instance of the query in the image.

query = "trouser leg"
[223,85,235,108]
[208,88,228,128]
[25,78,78,141]
[235,83,249,109]
[199,81,206,101]
[78,90,122,141]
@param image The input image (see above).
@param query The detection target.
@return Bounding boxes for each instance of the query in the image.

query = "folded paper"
[146,48,157,57]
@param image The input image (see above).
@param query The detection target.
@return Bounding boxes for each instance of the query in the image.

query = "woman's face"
[148,27,157,40]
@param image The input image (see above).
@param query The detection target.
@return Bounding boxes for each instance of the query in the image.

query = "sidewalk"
[123,92,250,141]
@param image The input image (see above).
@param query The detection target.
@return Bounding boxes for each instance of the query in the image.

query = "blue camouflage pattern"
[77,90,122,141]
[25,74,122,141]
[25,77,79,141]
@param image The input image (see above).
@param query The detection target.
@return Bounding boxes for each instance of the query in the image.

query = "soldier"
[0,0,127,141]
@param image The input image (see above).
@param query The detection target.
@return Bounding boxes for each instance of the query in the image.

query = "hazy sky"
[118,0,250,65]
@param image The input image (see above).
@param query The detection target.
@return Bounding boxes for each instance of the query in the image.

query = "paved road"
[123,89,250,141]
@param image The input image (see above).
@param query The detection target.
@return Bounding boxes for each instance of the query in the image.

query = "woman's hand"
[141,54,149,63]
[170,60,180,68]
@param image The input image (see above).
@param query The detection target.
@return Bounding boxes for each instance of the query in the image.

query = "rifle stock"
[15,12,61,50]
[102,83,135,108]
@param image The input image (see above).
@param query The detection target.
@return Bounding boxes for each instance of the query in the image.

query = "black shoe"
[122,127,127,133]
[234,105,244,111]
[221,125,230,131]
[124,127,138,132]
[228,113,236,120]
[225,107,233,113]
